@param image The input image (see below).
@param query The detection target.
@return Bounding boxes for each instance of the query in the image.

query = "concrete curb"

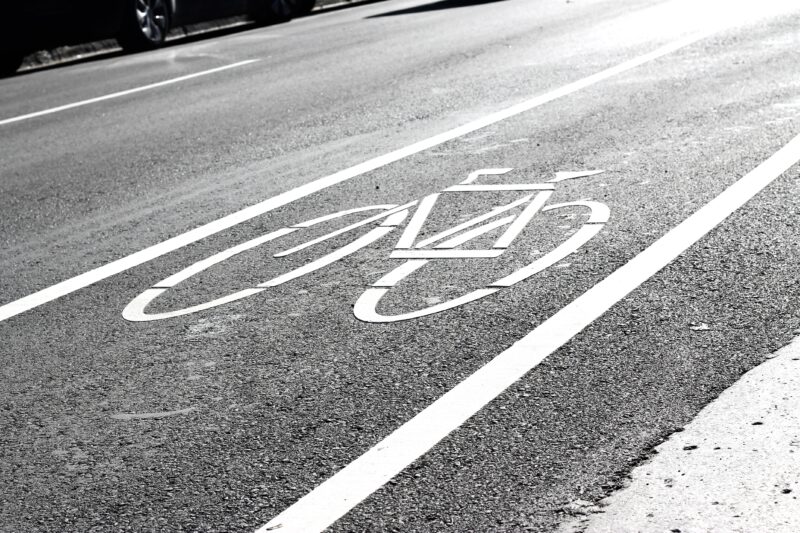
[559,335,800,533]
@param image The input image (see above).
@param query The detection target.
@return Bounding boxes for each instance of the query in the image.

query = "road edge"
[558,334,800,533]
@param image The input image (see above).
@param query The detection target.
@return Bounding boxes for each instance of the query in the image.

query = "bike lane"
[2,8,800,533]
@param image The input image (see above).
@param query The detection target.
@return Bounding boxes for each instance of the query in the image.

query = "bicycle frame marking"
[122,169,607,323]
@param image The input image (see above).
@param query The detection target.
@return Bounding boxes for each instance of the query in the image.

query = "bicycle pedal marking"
[121,168,607,323]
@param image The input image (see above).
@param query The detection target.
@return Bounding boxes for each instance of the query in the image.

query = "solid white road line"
[255,134,800,533]
[0,32,713,323]
[0,60,259,127]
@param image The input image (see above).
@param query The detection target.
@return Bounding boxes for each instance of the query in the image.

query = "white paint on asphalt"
[491,222,605,288]
[390,179,558,261]
[389,249,505,259]
[543,200,610,224]
[461,168,514,184]
[122,206,409,321]
[157,227,298,287]
[444,184,554,192]
[491,189,553,249]
[551,170,605,183]
[413,195,532,249]
[256,134,800,532]
[122,169,607,322]
[110,407,196,420]
[123,286,267,321]
[257,226,396,288]
[0,32,717,323]
[354,286,499,323]
[560,336,800,533]
[393,194,440,250]
[274,204,403,257]
[435,215,515,249]
[0,60,259,126]
[370,259,427,288]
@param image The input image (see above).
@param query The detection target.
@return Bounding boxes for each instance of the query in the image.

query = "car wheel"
[251,0,299,24]
[118,0,171,51]
[0,51,24,77]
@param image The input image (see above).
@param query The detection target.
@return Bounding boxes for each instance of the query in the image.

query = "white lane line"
[0,60,259,127]
[0,32,711,322]
[256,133,800,533]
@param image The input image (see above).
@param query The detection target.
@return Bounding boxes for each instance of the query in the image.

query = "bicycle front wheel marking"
[354,287,500,323]
[352,202,607,323]
[352,175,609,323]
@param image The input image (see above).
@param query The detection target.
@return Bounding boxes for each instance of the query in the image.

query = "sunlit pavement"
[2,1,800,531]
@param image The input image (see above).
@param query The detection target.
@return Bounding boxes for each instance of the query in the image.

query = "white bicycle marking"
[256,226,399,288]
[413,194,532,249]
[273,203,415,258]
[123,168,609,323]
[435,215,516,249]
[352,188,611,322]
[551,169,605,183]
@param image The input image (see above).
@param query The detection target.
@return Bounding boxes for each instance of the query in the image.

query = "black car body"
[2,0,313,74]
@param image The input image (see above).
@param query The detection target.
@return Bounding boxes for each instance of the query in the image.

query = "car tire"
[117,0,171,52]
[0,51,24,77]
[250,0,299,24]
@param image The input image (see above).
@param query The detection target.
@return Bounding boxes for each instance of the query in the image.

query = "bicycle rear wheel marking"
[122,205,408,322]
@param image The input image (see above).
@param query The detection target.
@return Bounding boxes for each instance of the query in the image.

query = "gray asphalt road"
[2,0,800,531]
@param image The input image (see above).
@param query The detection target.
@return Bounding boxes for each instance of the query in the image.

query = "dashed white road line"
[255,132,800,533]
[0,59,259,127]
[0,31,713,323]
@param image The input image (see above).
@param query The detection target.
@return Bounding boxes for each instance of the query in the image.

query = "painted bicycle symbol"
[123,168,609,323]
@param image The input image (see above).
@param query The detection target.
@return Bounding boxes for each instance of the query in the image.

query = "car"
[1,0,316,75]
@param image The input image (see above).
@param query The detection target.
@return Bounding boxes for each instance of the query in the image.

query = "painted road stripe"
[255,132,800,533]
[0,32,714,323]
[0,60,259,127]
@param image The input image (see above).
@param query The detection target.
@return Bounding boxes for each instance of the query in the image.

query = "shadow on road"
[12,0,387,78]
[14,21,257,77]
[367,0,507,18]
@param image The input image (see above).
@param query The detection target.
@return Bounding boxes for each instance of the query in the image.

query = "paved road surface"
[2,0,799,531]
[562,337,800,533]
